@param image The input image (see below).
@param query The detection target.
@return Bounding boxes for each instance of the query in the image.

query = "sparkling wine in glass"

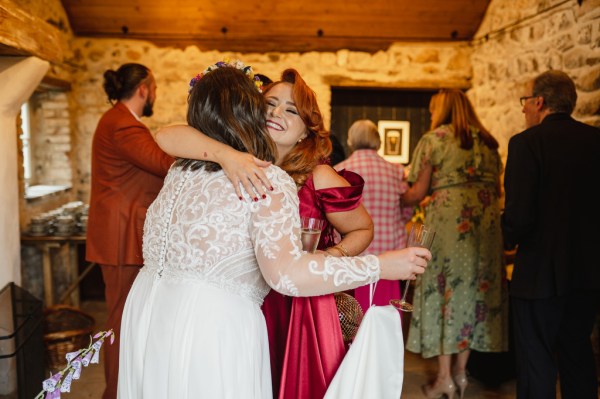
[390,222,435,312]
[301,217,324,253]
[300,217,324,253]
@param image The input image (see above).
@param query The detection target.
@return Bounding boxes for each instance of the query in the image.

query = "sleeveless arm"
[250,169,380,297]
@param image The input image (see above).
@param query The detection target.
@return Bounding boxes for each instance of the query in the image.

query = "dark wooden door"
[330,88,436,165]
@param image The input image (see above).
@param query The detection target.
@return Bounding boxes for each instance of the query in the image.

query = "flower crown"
[188,59,263,93]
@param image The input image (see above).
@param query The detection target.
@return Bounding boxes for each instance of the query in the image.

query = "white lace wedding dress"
[117,164,381,399]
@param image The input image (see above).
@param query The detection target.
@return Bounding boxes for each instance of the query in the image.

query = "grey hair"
[347,119,381,151]
[532,70,577,114]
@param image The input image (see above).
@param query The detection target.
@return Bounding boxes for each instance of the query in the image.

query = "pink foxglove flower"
[60,369,75,393]
[42,372,62,392]
[35,329,114,399]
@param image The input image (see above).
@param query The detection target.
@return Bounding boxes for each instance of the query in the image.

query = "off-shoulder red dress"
[261,170,365,399]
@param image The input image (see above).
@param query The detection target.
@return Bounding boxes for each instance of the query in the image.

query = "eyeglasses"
[519,95,538,106]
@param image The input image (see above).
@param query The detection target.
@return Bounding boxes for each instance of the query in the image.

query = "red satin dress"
[261,170,365,399]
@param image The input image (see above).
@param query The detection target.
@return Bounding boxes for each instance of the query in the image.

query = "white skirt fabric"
[324,305,404,399]
[118,270,272,399]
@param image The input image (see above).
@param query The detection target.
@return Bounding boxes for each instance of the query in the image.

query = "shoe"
[421,377,457,399]
[453,373,468,399]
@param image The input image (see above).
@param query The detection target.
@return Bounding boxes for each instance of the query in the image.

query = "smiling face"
[264,82,308,163]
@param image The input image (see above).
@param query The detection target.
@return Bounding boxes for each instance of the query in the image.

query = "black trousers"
[511,291,600,399]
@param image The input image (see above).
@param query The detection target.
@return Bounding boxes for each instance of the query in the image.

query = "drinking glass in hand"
[390,222,436,312]
[301,217,324,253]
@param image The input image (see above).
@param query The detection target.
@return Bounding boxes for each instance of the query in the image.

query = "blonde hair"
[347,119,381,151]
[430,89,498,150]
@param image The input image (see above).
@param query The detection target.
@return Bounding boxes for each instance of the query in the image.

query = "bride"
[117,63,430,398]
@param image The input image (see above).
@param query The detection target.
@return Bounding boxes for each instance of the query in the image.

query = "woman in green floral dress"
[402,89,508,399]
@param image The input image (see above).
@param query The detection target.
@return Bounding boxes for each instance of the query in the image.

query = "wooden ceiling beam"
[60,0,491,53]
[0,0,66,63]
[75,33,468,54]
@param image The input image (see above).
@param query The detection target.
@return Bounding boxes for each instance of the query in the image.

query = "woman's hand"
[154,124,274,200]
[217,147,272,200]
[378,247,431,281]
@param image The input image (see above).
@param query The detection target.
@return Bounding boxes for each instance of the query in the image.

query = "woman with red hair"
[155,68,374,399]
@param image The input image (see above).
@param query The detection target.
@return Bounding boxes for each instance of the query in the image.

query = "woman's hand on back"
[217,148,272,200]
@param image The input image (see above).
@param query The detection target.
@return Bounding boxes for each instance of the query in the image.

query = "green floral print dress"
[406,124,509,358]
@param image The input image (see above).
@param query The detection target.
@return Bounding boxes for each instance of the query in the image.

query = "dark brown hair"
[103,63,151,102]
[177,67,276,172]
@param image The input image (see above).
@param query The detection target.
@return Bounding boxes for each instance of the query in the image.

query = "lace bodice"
[142,165,380,304]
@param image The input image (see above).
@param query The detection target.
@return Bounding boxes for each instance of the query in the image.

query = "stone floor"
[58,301,598,399]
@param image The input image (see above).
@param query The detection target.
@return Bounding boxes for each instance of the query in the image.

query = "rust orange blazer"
[86,102,174,266]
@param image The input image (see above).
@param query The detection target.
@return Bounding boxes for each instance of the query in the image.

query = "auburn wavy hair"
[430,89,498,150]
[263,69,332,187]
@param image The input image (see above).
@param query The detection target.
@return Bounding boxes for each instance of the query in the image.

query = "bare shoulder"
[312,164,350,190]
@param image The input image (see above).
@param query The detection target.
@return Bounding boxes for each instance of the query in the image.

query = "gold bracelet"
[334,243,350,257]
[326,246,344,257]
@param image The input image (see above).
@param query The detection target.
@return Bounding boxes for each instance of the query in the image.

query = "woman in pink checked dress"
[335,119,413,310]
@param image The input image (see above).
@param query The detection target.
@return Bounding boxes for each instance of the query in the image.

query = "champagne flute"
[300,217,324,253]
[390,222,435,312]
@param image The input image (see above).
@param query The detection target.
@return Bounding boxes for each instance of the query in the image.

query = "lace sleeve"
[250,167,380,297]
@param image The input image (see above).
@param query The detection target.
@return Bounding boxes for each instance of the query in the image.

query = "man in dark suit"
[86,63,174,399]
[502,70,600,398]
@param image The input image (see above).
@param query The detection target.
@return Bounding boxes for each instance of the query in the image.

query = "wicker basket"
[44,305,95,372]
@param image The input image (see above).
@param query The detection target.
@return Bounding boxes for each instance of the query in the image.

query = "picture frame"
[377,120,410,164]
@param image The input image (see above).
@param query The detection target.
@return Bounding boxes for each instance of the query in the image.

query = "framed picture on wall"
[377,120,410,164]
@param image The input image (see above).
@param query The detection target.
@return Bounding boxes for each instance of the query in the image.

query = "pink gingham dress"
[335,149,412,309]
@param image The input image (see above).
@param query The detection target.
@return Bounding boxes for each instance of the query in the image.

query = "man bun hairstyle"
[103,63,151,102]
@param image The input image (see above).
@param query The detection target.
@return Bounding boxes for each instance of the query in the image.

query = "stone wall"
[29,91,72,186]
[69,39,473,201]
[469,0,600,160]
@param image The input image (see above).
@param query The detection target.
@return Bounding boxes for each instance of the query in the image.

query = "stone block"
[564,47,588,69]
[347,51,377,72]
[574,65,600,92]
[43,118,67,128]
[578,0,600,21]
[552,34,575,51]
[574,90,600,115]
[49,143,71,153]
[542,51,563,70]
[579,115,600,128]
[558,9,575,31]
[447,51,471,71]
[46,135,70,144]
[413,49,440,63]
[43,109,56,118]
[422,65,439,75]
[579,24,593,45]
[320,53,337,67]
[88,50,105,62]
[126,50,142,61]
[530,23,546,42]
[42,100,68,110]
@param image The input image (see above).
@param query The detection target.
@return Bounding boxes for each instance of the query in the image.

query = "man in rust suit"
[86,63,174,399]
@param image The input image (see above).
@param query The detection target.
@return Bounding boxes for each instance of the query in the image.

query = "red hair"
[263,69,332,187]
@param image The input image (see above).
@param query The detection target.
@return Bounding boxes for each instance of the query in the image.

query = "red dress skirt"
[262,170,364,399]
